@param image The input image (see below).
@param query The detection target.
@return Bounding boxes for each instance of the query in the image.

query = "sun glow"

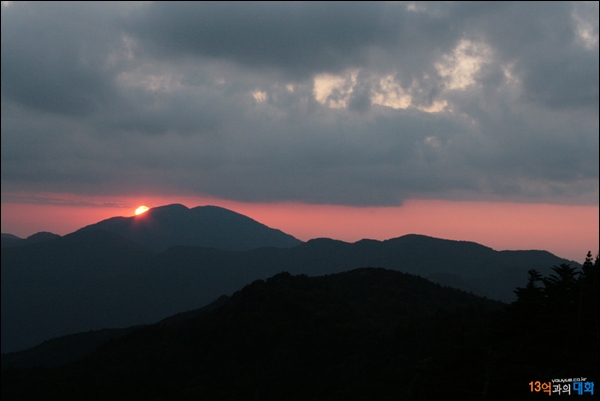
[135,205,149,215]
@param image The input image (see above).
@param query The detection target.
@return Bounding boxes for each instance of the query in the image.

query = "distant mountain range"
[1,204,580,353]
[77,204,302,251]
[1,232,61,248]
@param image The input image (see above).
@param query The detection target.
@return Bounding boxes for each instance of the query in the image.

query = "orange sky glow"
[1,193,597,263]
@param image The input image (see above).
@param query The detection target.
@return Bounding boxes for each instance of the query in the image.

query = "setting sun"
[135,205,149,215]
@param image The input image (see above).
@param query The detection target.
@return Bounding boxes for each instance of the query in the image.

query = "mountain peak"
[79,204,302,252]
[25,232,61,243]
[1,231,61,248]
[147,203,189,213]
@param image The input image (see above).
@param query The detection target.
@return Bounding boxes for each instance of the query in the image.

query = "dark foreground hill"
[1,268,501,399]
[3,265,597,400]
[77,204,302,251]
[1,228,577,353]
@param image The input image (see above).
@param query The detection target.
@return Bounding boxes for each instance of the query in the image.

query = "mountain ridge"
[1,204,581,353]
[76,203,302,251]
[1,232,61,249]
[2,268,502,371]
[2,256,596,399]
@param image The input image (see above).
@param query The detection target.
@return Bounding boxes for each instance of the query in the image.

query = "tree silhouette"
[513,269,544,307]
[501,252,599,392]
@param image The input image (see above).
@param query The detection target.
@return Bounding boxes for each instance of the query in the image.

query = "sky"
[1,2,598,262]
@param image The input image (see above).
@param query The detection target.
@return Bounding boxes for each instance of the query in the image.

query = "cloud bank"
[2,2,598,206]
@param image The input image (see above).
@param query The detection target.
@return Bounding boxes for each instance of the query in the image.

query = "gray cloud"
[127,2,403,78]
[456,2,599,110]
[1,2,598,206]
[0,2,124,115]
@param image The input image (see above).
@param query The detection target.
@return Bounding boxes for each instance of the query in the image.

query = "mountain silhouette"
[1,230,155,352]
[4,266,597,399]
[1,268,503,399]
[77,204,302,251]
[1,221,577,353]
[1,232,61,249]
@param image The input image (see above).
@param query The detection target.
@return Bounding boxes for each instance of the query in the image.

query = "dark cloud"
[1,2,598,206]
[0,2,123,115]
[127,2,403,78]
